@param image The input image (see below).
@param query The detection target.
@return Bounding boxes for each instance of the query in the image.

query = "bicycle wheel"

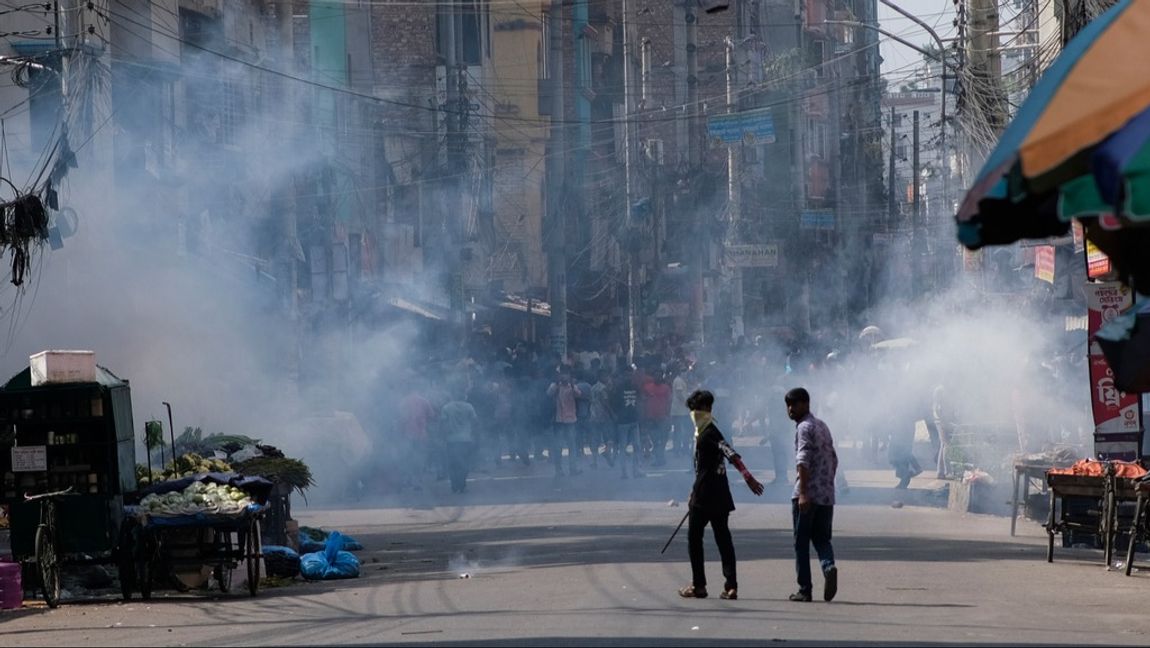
[35,525,61,608]
[246,519,261,596]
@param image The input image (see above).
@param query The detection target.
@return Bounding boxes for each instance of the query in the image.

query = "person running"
[679,389,765,601]
[785,387,839,603]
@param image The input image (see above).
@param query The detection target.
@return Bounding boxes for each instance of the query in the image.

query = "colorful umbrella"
[958,0,1150,251]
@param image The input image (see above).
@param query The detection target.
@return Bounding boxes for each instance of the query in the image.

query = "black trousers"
[687,506,737,590]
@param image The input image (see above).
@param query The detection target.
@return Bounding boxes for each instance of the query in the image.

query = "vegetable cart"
[124,476,272,599]
[0,364,139,607]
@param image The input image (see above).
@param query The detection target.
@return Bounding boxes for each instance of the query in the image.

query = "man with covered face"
[678,389,764,601]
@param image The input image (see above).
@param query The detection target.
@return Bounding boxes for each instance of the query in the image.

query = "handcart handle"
[23,486,76,502]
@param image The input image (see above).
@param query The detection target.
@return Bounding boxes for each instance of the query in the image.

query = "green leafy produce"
[144,420,166,449]
[233,456,314,495]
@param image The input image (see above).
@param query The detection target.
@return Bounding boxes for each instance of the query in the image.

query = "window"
[436,1,485,65]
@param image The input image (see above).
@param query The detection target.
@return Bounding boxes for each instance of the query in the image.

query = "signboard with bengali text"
[1085,281,1141,459]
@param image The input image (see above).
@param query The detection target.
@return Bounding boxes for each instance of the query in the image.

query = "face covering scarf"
[691,410,713,438]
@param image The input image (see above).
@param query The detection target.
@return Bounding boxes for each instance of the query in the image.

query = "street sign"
[706,107,776,145]
[725,243,779,268]
[800,210,835,231]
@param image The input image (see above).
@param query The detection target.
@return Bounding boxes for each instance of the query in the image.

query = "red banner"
[1086,282,1141,460]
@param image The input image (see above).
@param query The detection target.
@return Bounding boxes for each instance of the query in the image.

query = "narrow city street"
[3,463,1149,647]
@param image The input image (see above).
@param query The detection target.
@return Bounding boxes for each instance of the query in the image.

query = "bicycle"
[23,487,78,608]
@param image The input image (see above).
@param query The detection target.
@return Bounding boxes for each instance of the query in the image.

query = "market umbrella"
[957,0,1150,251]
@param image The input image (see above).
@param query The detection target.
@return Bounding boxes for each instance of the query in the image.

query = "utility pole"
[276,0,299,323]
[444,1,458,164]
[685,0,705,347]
[547,0,568,359]
[888,105,896,230]
[725,36,744,342]
[52,0,69,116]
[622,0,637,365]
[912,109,921,297]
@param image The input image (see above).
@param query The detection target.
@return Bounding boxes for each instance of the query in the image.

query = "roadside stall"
[0,351,137,607]
[1011,447,1078,536]
[124,473,272,598]
[1045,459,1146,565]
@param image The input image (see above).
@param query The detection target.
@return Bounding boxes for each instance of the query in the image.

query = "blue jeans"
[792,499,835,595]
[617,423,640,471]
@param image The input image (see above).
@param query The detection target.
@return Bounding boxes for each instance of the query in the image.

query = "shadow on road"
[338,521,1039,586]
[345,638,1076,647]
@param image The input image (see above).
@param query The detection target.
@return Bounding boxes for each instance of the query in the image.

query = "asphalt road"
[3,458,1150,646]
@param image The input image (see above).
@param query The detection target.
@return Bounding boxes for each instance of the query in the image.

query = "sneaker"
[788,591,812,602]
[823,565,838,602]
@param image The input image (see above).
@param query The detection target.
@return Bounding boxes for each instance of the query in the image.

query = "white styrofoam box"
[30,350,97,386]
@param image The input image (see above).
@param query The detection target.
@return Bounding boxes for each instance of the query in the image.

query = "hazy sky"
[877,0,958,82]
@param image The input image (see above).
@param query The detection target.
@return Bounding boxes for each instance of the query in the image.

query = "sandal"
[720,588,737,600]
[678,585,708,598]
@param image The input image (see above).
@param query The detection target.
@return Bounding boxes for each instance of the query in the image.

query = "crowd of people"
[388,333,856,494]
[378,323,1087,496]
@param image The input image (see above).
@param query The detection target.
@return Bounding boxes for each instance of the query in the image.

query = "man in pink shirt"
[548,369,583,477]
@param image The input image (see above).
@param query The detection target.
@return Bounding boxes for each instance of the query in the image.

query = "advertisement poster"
[1034,246,1055,284]
[1087,239,1113,279]
[1086,281,1142,459]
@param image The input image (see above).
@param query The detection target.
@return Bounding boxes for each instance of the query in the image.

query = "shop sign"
[706,107,776,145]
[11,446,47,472]
[725,244,779,268]
[1085,281,1141,459]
